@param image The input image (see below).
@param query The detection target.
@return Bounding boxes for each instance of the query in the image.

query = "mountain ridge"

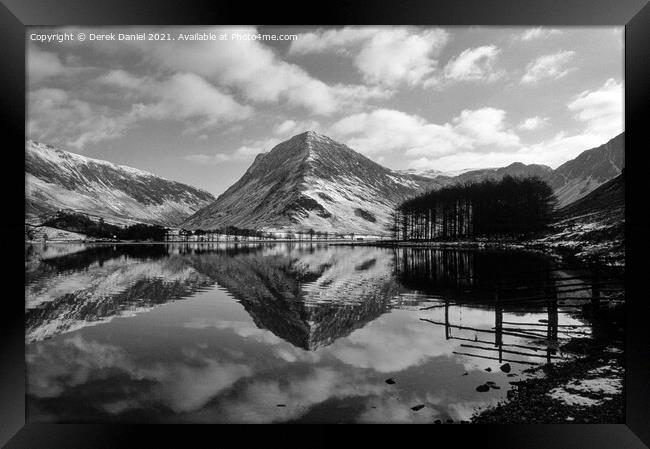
[182,131,430,234]
[26,140,215,226]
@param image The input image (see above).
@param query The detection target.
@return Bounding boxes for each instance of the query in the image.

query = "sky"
[27,26,624,196]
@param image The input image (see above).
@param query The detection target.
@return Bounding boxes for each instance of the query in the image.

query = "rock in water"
[500,363,511,373]
[411,404,425,411]
[385,377,396,385]
[476,384,490,392]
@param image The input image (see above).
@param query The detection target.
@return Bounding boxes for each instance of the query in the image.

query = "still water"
[24,243,621,423]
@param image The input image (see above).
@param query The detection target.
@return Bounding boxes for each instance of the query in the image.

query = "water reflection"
[25,243,622,423]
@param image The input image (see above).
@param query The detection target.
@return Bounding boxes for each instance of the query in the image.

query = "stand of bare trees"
[391,176,555,241]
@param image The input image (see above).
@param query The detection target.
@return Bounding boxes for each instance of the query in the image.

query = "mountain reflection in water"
[24,243,622,423]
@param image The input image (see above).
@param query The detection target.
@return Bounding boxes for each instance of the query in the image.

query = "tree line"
[188,226,360,241]
[41,210,167,241]
[390,176,556,241]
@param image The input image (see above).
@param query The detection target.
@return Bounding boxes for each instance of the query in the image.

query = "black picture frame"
[2,0,648,446]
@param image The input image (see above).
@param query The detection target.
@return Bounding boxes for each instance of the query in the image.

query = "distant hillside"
[550,133,624,207]
[536,171,624,265]
[26,141,215,226]
[555,171,624,221]
[410,133,624,209]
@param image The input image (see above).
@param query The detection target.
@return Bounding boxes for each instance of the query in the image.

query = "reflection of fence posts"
[546,284,559,364]
[592,263,601,308]
[494,288,503,363]
[444,294,451,340]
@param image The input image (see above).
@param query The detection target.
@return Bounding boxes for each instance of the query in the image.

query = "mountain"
[402,133,624,209]
[184,131,623,235]
[554,170,624,222]
[437,162,554,186]
[182,131,431,234]
[400,167,479,178]
[537,171,625,265]
[549,133,624,207]
[26,140,215,226]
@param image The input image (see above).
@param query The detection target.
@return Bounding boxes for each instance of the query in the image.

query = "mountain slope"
[183,131,430,234]
[535,171,625,265]
[550,133,624,207]
[26,140,215,226]
[436,162,554,187]
[402,133,624,209]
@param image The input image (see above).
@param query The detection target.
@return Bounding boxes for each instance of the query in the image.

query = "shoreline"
[471,305,625,424]
[25,237,624,267]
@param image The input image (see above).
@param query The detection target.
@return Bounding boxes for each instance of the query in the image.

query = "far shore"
[25,237,623,267]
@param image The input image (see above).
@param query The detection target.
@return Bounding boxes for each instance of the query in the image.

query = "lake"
[24,242,623,423]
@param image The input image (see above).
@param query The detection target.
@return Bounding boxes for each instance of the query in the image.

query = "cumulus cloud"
[27,46,66,82]
[409,80,622,172]
[521,50,575,84]
[183,144,270,165]
[452,108,520,147]
[273,119,322,137]
[518,28,563,41]
[290,26,449,87]
[443,45,503,82]
[184,118,327,165]
[28,87,132,149]
[518,116,550,130]
[29,70,252,149]
[567,78,623,139]
[133,72,253,126]
[329,107,518,158]
[136,26,388,115]
[97,69,148,90]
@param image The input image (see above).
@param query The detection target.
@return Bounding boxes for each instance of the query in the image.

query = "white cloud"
[97,69,147,90]
[27,46,65,82]
[186,118,327,165]
[452,108,520,147]
[331,109,468,156]
[444,45,503,82]
[184,137,283,165]
[133,72,253,126]
[416,129,619,172]
[137,26,388,115]
[518,116,550,130]
[290,27,449,87]
[289,27,377,54]
[406,80,622,172]
[28,87,131,149]
[519,28,563,41]
[354,28,449,87]
[273,119,322,137]
[567,78,623,139]
[521,50,575,84]
[330,107,519,158]
[29,70,252,149]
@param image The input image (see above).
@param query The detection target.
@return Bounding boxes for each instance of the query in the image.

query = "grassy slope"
[533,172,624,266]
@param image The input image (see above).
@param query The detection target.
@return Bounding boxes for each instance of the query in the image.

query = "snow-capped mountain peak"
[26,140,215,226]
[182,131,431,234]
